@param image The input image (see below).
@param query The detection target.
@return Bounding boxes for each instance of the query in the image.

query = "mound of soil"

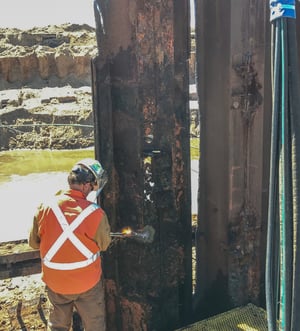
[0,85,95,150]
[0,24,97,151]
[0,23,97,89]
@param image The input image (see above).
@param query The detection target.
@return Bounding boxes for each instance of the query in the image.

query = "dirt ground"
[0,274,47,331]
[0,23,97,151]
[0,241,46,330]
[0,85,95,150]
[0,240,86,331]
[0,273,83,330]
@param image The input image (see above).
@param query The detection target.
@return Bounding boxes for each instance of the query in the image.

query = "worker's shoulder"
[89,202,106,215]
[89,203,108,221]
[87,201,101,210]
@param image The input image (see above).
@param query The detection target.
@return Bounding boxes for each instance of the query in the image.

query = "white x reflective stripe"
[43,201,99,270]
[44,251,101,270]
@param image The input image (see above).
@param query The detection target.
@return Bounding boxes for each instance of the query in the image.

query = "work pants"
[46,279,106,331]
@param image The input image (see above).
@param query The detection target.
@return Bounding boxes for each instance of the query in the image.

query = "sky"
[0,0,194,30]
[0,0,95,29]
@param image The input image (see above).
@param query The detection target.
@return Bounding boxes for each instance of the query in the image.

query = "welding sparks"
[121,227,132,235]
[110,225,155,244]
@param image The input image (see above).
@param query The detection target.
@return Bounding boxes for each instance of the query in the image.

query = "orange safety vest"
[37,189,105,294]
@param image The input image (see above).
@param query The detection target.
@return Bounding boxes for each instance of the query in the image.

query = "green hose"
[279,18,287,331]
[266,19,281,331]
[266,4,300,330]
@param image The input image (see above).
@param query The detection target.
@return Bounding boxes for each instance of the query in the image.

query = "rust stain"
[105,279,150,331]
[121,297,149,331]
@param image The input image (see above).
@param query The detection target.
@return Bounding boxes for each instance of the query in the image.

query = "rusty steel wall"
[92,0,192,330]
[194,0,272,319]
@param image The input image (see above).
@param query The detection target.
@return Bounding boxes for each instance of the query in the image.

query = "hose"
[279,18,294,331]
[286,18,300,330]
[266,19,281,331]
[266,1,300,330]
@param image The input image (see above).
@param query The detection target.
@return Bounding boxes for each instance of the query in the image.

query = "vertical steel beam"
[92,0,191,330]
[195,0,271,318]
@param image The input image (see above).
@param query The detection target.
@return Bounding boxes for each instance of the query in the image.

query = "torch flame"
[121,227,132,235]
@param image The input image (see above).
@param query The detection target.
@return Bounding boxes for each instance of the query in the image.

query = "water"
[0,149,199,243]
[0,149,95,243]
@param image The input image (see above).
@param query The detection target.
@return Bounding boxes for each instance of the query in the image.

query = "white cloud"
[0,0,95,29]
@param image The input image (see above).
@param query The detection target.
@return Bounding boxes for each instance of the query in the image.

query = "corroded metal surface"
[92,0,191,330]
[195,0,271,319]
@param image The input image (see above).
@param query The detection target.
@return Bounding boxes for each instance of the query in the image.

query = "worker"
[28,158,111,331]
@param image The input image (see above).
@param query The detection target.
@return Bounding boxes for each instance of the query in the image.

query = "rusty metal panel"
[92,0,191,330]
[195,0,271,319]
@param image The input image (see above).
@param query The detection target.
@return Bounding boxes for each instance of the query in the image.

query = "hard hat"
[75,158,108,190]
